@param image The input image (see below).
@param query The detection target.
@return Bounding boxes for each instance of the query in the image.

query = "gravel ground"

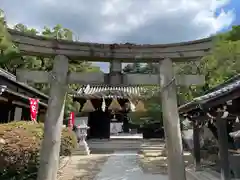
[57,154,109,180]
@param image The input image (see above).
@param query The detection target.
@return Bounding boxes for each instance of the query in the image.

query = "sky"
[0,0,239,72]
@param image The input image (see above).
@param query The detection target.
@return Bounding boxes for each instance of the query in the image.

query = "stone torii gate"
[9,29,212,180]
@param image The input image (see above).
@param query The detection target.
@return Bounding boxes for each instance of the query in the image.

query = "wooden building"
[0,68,48,123]
[179,75,240,180]
[73,85,146,139]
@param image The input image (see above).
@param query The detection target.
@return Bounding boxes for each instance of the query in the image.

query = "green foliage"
[0,121,77,180]
[60,127,78,156]
[0,10,20,65]
[123,62,159,74]
[200,40,240,87]
[218,25,240,41]
[0,9,102,116]
[129,91,163,125]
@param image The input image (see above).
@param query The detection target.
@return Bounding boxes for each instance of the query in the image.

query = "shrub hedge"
[0,121,77,180]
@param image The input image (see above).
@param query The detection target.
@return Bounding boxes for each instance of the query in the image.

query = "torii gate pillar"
[109,60,122,85]
[160,58,186,180]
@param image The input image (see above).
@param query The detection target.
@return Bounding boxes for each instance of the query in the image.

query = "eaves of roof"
[74,85,148,99]
[179,75,240,114]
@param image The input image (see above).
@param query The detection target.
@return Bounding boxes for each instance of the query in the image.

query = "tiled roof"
[0,68,48,99]
[179,75,240,113]
[75,85,147,99]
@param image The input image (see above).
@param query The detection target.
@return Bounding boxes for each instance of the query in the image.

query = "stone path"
[94,151,168,180]
[58,154,109,180]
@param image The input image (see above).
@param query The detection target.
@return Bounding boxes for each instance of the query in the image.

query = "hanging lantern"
[135,100,146,112]
[108,98,122,111]
[236,116,239,123]
[81,99,95,112]
[129,100,136,112]
[101,98,106,112]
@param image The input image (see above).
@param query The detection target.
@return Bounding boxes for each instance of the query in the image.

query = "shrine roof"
[179,74,240,114]
[74,85,148,99]
[0,68,49,99]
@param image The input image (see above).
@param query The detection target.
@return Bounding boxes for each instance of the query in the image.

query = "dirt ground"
[58,154,109,180]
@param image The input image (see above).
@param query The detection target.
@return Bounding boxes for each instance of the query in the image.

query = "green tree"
[123,62,159,74]
[123,27,240,115]
[0,16,102,116]
[123,63,143,73]
[218,25,240,41]
[33,24,102,115]
[176,27,240,104]
[0,10,19,66]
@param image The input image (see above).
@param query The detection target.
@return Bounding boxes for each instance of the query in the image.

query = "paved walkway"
[94,151,168,180]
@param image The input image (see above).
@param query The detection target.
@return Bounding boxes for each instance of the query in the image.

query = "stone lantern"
[75,116,90,155]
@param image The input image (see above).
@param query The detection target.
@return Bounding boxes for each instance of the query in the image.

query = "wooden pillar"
[159,58,186,180]
[37,55,68,180]
[9,105,15,121]
[7,100,15,122]
[193,121,201,170]
[14,107,23,121]
[216,117,230,180]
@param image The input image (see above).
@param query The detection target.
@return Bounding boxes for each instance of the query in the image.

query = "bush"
[0,121,77,180]
[61,127,78,156]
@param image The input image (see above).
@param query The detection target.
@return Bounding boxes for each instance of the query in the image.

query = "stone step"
[86,139,165,153]
[142,144,165,146]
[88,141,142,144]
[88,142,141,145]
[89,143,142,146]
[87,139,142,152]
[141,146,165,150]
[89,145,141,150]
[72,150,91,155]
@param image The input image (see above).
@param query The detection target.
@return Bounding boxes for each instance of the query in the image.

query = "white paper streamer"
[221,111,229,118]
[236,116,239,123]
[101,98,106,112]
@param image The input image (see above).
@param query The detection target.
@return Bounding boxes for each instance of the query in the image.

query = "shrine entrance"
[10,28,212,180]
[88,109,110,139]
[73,86,144,139]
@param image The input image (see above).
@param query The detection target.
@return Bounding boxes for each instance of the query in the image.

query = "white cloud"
[0,0,235,44]
[0,0,235,71]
